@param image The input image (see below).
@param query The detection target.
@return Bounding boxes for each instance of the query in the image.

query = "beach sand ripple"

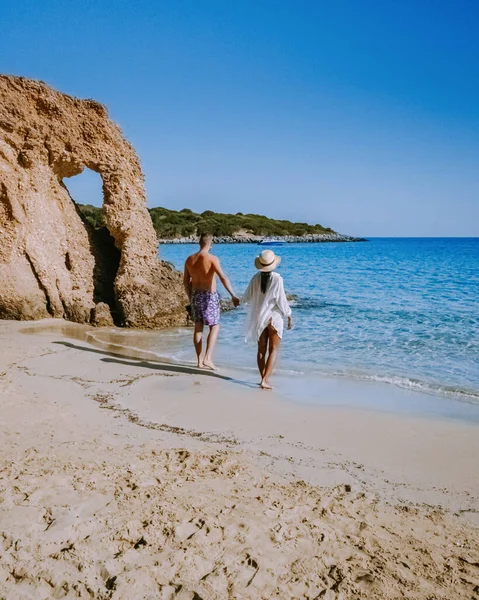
[1,446,478,600]
[1,321,479,599]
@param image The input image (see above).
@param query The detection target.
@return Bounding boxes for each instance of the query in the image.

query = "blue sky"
[2,0,478,236]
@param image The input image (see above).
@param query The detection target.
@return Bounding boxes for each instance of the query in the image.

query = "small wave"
[318,369,479,405]
[365,376,479,404]
[271,367,306,376]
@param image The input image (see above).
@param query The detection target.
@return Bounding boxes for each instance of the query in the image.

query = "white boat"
[258,238,284,246]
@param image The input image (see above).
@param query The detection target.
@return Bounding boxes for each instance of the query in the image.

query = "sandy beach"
[1,319,479,599]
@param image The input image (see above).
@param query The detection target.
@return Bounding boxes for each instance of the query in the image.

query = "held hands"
[232,296,241,308]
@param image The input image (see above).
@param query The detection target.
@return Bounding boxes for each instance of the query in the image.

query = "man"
[184,233,240,370]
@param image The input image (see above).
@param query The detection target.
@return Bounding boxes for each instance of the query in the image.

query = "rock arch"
[0,75,186,327]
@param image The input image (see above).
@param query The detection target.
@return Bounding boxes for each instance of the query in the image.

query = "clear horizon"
[2,0,478,237]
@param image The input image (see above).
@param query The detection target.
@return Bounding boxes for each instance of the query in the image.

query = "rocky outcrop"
[159,233,367,244]
[0,75,187,327]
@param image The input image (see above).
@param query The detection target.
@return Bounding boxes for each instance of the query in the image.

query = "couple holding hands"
[183,233,292,390]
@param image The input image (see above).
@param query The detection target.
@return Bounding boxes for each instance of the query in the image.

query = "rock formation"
[0,75,187,327]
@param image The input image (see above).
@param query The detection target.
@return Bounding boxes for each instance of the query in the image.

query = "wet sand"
[1,319,479,599]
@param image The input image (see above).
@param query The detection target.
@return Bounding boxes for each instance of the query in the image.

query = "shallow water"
[158,238,479,404]
[21,320,479,423]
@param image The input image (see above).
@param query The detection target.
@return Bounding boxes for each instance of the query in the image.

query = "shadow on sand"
[53,341,257,388]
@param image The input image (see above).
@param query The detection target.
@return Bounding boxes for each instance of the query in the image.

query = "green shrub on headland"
[77,204,335,239]
[77,204,107,229]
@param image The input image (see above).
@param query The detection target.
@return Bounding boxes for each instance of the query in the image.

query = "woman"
[242,249,292,390]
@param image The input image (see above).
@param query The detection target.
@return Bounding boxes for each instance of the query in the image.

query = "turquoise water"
[159,238,478,403]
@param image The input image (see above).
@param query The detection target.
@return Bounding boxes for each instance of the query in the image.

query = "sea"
[89,237,478,417]
[157,238,478,402]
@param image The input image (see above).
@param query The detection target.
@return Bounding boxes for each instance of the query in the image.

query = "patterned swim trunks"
[191,290,221,326]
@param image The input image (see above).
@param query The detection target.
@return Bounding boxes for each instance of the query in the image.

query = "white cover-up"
[242,271,292,341]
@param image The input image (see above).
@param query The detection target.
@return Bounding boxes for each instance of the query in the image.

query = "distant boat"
[258,238,284,246]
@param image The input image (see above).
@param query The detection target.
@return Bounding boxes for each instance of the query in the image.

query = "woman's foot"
[260,379,273,390]
[202,359,217,371]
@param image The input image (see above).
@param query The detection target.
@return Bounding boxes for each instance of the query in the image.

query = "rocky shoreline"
[159,233,367,244]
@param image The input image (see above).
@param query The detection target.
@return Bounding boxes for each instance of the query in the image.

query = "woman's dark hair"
[260,271,271,294]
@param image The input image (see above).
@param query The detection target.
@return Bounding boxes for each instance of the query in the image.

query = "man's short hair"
[199,233,213,247]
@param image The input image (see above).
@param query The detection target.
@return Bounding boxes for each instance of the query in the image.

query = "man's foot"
[202,359,217,371]
[260,380,273,390]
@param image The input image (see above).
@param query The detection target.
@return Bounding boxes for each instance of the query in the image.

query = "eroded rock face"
[0,75,187,327]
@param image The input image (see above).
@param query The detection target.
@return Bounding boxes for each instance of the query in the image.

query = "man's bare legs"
[261,323,281,390]
[257,328,269,382]
[193,322,204,368]
[203,324,220,370]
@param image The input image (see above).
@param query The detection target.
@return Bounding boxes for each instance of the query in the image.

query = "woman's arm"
[277,277,292,318]
[242,277,255,304]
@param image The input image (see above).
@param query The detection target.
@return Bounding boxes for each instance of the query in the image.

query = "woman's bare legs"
[257,327,269,381]
[261,323,281,390]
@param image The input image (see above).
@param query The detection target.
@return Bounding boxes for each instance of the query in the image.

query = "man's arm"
[183,261,192,299]
[213,257,240,307]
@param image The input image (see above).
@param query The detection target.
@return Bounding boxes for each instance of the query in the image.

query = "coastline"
[84,304,479,412]
[1,318,479,598]
[158,233,367,244]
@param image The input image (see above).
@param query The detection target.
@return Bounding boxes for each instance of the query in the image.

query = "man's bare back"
[183,234,240,370]
[185,251,220,292]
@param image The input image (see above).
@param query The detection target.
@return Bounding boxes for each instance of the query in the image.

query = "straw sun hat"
[254,249,282,272]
